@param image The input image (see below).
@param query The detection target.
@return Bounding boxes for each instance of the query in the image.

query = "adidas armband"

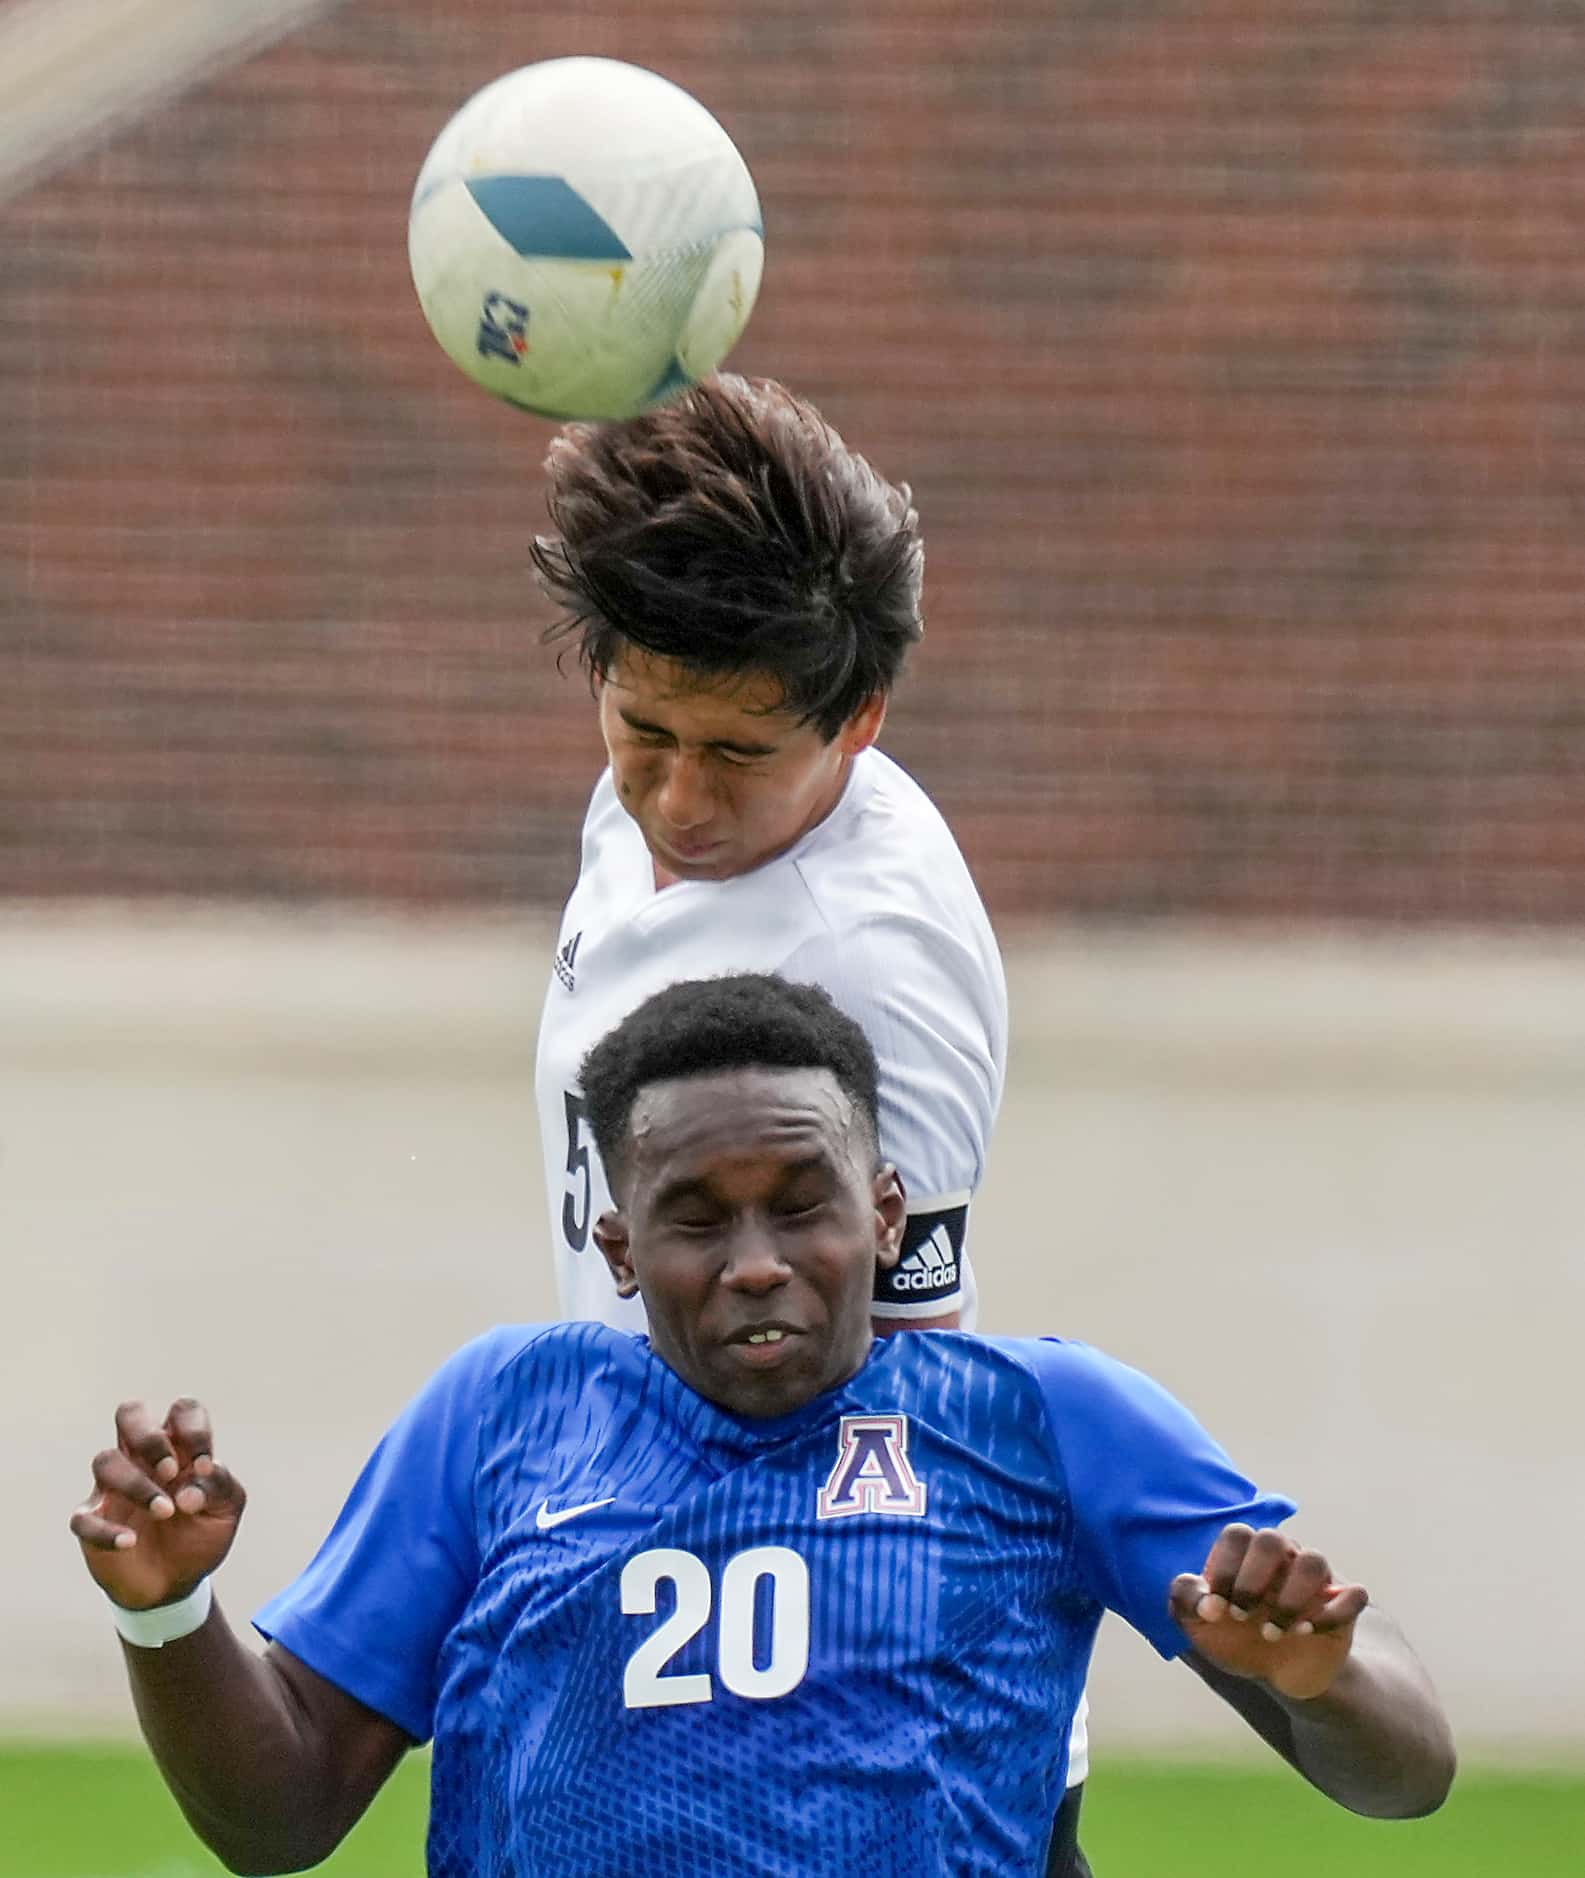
[873,1195,969,1318]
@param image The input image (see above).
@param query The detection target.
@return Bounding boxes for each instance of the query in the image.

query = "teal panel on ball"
[466,176,633,261]
[639,356,696,409]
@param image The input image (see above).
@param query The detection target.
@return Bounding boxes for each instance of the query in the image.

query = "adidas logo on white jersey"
[553,930,582,993]
[894,1224,958,1292]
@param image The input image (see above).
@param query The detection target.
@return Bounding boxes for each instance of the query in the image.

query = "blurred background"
[3,1,1582,1873]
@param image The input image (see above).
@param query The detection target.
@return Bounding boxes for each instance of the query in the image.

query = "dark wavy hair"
[580,973,881,1192]
[531,375,924,740]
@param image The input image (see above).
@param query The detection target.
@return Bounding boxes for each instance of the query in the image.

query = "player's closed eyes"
[617,714,773,762]
[663,1200,825,1235]
[776,1198,827,1221]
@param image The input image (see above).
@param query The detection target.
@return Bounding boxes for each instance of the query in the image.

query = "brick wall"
[4,0,1584,921]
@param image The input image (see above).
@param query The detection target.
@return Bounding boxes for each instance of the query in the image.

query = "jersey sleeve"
[1017,1337,1299,1659]
[252,1329,518,1741]
[780,917,1004,1321]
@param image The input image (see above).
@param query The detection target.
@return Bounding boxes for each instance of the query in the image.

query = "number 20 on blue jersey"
[620,1546,810,1708]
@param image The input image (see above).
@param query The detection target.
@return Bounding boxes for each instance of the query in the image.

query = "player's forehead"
[605,648,804,736]
[627,1066,860,1187]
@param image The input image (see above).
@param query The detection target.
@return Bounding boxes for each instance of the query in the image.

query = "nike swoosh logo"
[536,1496,615,1530]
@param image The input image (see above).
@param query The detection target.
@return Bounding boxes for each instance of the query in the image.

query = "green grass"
[1084,1763,1580,1876]
[0,1744,1577,1876]
[0,1745,426,1878]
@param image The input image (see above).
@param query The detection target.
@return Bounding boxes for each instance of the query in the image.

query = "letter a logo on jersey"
[817,1414,927,1520]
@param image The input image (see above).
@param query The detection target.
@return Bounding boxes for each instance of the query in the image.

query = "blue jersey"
[256,1327,1294,1877]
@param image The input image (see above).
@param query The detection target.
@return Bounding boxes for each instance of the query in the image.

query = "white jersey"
[535,747,1008,1333]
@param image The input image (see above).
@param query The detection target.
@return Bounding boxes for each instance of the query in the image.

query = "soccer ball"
[408,57,764,422]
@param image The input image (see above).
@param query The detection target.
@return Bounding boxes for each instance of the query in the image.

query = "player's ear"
[872,1165,906,1270]
[838,691,887,756]
[593,1209,639,1298]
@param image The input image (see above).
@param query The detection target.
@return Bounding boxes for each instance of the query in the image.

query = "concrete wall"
[5,908,1582,1756]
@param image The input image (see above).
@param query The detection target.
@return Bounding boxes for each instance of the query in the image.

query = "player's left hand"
[1170,1523,1368,1701]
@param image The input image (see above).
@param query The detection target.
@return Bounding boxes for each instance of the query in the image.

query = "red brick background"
[4,0,1584,922]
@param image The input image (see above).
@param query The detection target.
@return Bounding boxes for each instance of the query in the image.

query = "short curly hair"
[580,973,881,1192]
[531,375,924,741]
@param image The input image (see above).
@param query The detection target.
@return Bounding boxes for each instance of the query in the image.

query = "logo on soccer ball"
[476,292,530,365]
[817,1415,926,1521]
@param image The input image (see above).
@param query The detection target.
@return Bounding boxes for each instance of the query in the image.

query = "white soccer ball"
[408,57,764,422]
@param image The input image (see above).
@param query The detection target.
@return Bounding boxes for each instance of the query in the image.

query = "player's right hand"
[69,1398,245,1612]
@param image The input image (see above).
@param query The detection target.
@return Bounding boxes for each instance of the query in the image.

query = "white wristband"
[111,1576,213,1649]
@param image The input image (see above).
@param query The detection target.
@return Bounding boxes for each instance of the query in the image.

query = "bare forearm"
[74,1402,407,1870]
[1191,1607,1455,1818]
[1274,1609,1455,1818]
[120,1599,377,1873]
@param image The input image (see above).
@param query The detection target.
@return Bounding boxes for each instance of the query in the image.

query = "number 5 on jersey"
[621,1546,809,1709]
[562,1089,591,1254]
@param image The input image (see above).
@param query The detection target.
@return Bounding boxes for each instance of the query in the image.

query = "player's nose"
[655,752,714,829]
[719,1222,792,1294]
